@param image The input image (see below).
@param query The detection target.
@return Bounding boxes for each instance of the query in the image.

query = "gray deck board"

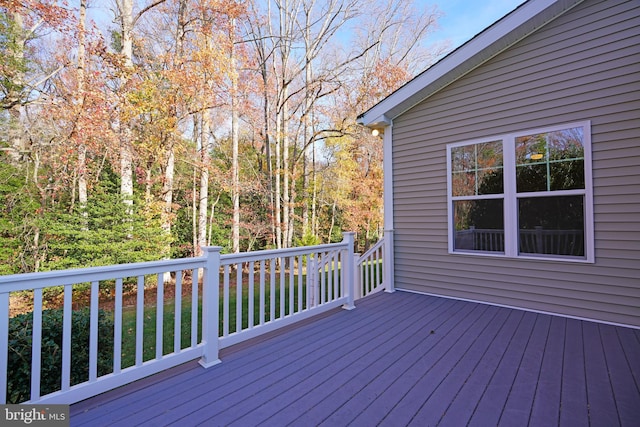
[435,309,524,426]
[600,324,640,427]
[583,321,620,427]
[529,315,565,426]
[70,291,640,427]
[346,300,484,426]
[409,306,509,426]
[497,314,550,426]
[378,304,498,427]
[469,310,536,426]
[560,319,589,426]
[248,296,456,426]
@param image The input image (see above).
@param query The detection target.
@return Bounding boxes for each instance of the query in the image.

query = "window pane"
[478,168,504,195]
[518,195,585,257]
[550,159,584,191]
[516,127,585,193]
[451,141,503,196]
[454,199,504,252]
[451,169,504,196]
[451,145,475,172]
[516,164,547,192]
[548,127,584,161]
[477,141,503,170]
[451,171,476,197]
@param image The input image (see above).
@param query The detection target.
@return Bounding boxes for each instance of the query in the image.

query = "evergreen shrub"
[7,308,114,403]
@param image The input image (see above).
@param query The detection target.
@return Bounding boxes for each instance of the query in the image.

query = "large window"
[447,121,593,262]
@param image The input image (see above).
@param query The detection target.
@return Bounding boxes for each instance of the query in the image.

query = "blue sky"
[427,0,528,49]
[87,1,528,56]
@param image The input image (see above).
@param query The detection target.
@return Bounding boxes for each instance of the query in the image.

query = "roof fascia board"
[367,115,391,130]
[358,0,584,126]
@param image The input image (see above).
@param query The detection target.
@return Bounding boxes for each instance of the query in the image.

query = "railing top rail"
[0,257,206,293]
[359,238,385,260]
[0,241,351,293]
[220,241,348,264]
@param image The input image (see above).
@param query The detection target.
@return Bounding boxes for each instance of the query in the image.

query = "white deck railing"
[353,229,394,299]
[217,235,356,350]
[0,233,361,405]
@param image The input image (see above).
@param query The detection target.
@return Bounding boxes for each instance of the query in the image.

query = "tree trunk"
[197,114,212,256]
[301,9,313,237]
[264,80,275,248]
[282,89,291,248]
[192,166,198,256]
[311,139,317,236]
[274,110,282,249]
[248,0,276,248]
[145,166,152,202]
[161,149,175,240]
[230,18,240,253]
[160,0,186,275]
[75,0,88,222]
[117,0,135,214]
[161,146,175,282]
[328,201,337,243]
[6,12,27,165]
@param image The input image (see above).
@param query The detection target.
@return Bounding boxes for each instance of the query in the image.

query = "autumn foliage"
[0,0,443,274]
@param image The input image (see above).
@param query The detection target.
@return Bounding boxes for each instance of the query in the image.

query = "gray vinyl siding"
[391,0,640,327]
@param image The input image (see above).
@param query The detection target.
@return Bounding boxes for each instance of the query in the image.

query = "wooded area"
[0,0,445,275]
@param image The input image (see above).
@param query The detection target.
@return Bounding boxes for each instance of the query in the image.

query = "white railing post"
[309,256,316,307]
[353,253,361,301]
[199,246,222,368]
[342,232,356,310]
[384,229,395,293]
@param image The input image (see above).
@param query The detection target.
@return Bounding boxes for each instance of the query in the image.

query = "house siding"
[391,0,640,327]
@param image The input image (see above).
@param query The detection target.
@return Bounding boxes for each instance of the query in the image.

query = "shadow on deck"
[71,291,640,426]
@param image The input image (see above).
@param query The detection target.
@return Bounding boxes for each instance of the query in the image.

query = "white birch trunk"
[282,89,290,248]
[117,0,134,213]
[77,0,88,214]
[197,114,212,257]
[161,149,175,237]
[274,111,282,250]
[230,18,240,254]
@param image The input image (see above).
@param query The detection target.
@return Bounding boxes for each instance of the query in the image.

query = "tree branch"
[132,0,168,27]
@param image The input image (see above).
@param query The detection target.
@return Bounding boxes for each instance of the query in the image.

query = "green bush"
[7,308,114,403]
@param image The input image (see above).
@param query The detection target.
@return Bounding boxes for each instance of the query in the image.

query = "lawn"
[117,277,313,368]
[114,257,385,368]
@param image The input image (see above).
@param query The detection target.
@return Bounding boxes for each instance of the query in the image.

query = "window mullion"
[474,144,479,195]
[503,136,517,257]
[545,134,551,191]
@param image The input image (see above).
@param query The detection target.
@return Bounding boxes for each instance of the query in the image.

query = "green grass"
[117,277,319,367]
[106,261,374,368]
[119,298,202,368]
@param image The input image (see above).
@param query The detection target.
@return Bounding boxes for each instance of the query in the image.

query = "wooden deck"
[71,291,640,426]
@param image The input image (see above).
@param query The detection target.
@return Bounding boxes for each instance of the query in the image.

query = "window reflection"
[516,127,584,193]
[518,195,585,257]
[454,199,504,252]
[451,141,503,196]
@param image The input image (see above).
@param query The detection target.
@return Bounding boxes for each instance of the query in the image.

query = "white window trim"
[447,120,594,263]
